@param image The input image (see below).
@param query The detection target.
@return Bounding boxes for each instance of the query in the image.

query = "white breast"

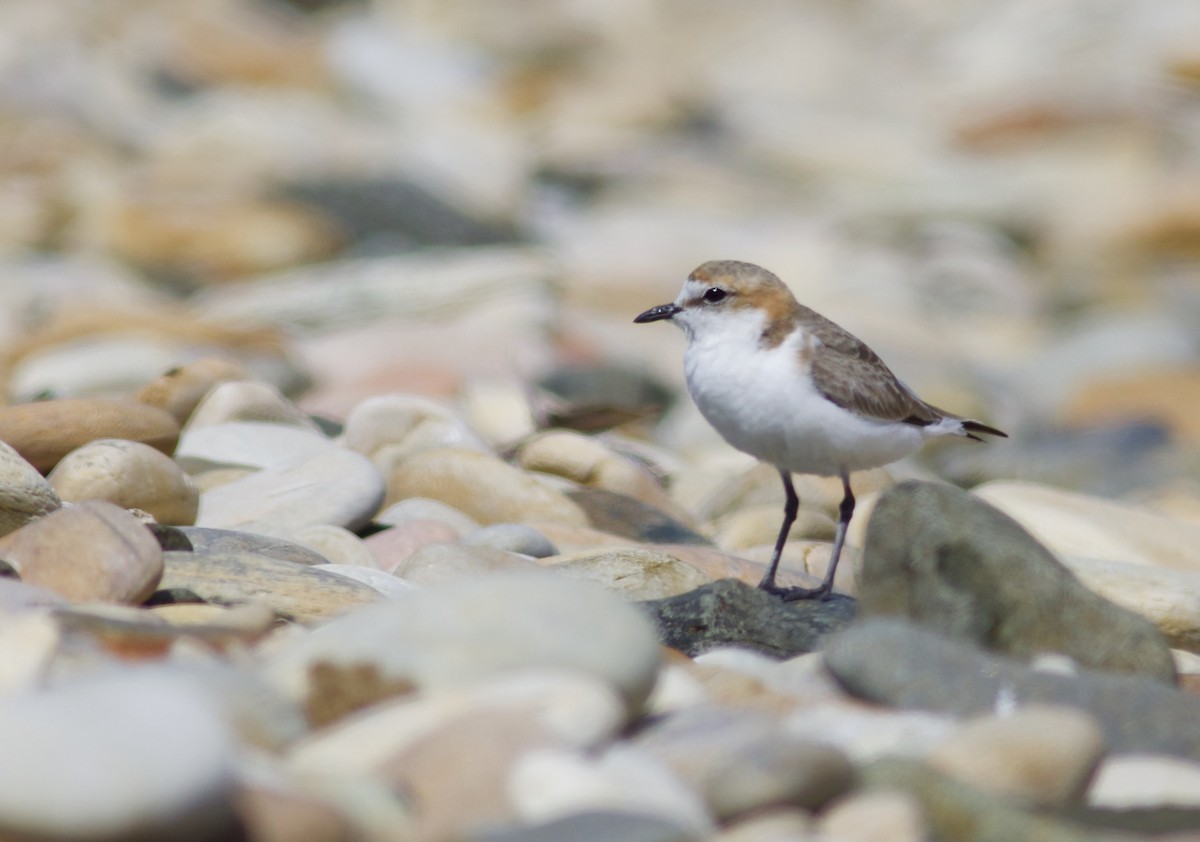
[682,320,925,476]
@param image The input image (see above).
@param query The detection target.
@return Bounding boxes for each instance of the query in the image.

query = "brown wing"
[800,307,942,426]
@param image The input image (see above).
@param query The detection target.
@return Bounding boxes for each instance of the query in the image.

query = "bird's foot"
[758,580,833,602]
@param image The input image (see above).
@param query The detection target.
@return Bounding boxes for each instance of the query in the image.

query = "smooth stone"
[1056,555,1200,653]
[782,703,959,763]
[374,496,480,535]
[859,480,1177,684]
[265,572,662,713]
[0,439,61,538]
[160,550,380,622]
[363,521,462,573]
[1088,754,1200,809]
[926,706,1106,807]
[185,380,319,431]
[460,376,537,448]
[0,501,162,603]
[711,809,813,841]
[47,439,200,525]
[291,674,625,837]
[384,448,588,527]
[640,579,855,659]
[135,357,251,426]
[465,523,559,558]
[714,504,836,551]
[314,564,416,598]
[342,393,487,461]
[823,618,1200,761]
[195,446,385,538]
[393,542,539,586]
[471,811,700,842]
[234,783,358,842]
[815,791,927,842]
[543,548,711,599]
[631,706,855,819]
[974,479,1200,573]
[0,670,237,840]
[174,527,331,566]
[566,487,711,546]
[9,336,183,403]
[0,398,181,473]
[517,430,691,522]
[291,525,378,568]
[175,421,332,472]
[508,746,714,837]
[863,757,1131,842]
[58,603,277,661]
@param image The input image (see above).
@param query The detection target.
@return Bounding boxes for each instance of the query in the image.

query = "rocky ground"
[3,1,1200,840]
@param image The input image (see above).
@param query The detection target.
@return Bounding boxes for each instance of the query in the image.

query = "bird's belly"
[685,349,923,476]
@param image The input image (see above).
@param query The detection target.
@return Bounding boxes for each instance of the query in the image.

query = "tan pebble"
[101,196,341,280]
[714,504,835,551]
[460,376,536,448]
[291,525,375,568]
[0,398,180,473]
[192,467,256,492]
[1062,367,1200,444]
[1089,754,1200,809]
[135,357,251,425]
[186,380,318,431]
[517,430,693,523]
[48,439,199,525]
[234,783,359,842]
[816,790,927,842]
[342,394,484,462]
[0,440,61,538]
[0,501,162,603]
[364,520,462,574]
[392,542,537,586]
[926,705,1105,806]
[541,547,710,599]
[713,808,812,841]
[0,613,61,694]
[385,448,588,527]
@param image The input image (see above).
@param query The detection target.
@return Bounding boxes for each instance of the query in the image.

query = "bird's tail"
[961,419,1007,442]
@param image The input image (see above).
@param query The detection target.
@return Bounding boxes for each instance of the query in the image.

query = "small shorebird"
[635,260,1006,600]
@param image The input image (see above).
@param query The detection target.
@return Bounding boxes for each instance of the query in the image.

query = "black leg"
[756,470,798,593]
[763,470,854,602]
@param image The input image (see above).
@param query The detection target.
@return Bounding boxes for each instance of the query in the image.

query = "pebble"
[174,421,333,473]
[631,705,855,819]
[517,430,692,523]
[195,446,385,538]
[1088,754,1200,809]
[341,393,487,461]
[291,524,378,569]
[542,547,711,599]
[135,357,252,426]
[185,380,320,431]
[175,527,332,566]
[0,500,162,603]
[0,670,237,840]
[313,564,416,598]
[362,520,463,573]
[265,572,662,714]
[159,550,380,622]
[926,706,1105,807]
[508,746,714,837]
[47,438,200,525]
[823,618,1200,761]
[290,673,626,839]
[815,790,927,842]
[977,479,1200,572]
[373,496,480,535]
[8,336,183,403]
[858,480,1177,684]
[393,542,538,586]
[464,523,559,558]
[384,447,588,527]
[0,439,61,538]
[0,398,181,473]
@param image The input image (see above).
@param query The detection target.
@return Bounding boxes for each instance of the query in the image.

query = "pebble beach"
[3,1,1200,840]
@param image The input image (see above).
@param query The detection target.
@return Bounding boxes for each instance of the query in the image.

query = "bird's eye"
[703,287,727,304]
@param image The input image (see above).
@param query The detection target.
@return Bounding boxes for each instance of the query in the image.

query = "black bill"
[633,303,682,323]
